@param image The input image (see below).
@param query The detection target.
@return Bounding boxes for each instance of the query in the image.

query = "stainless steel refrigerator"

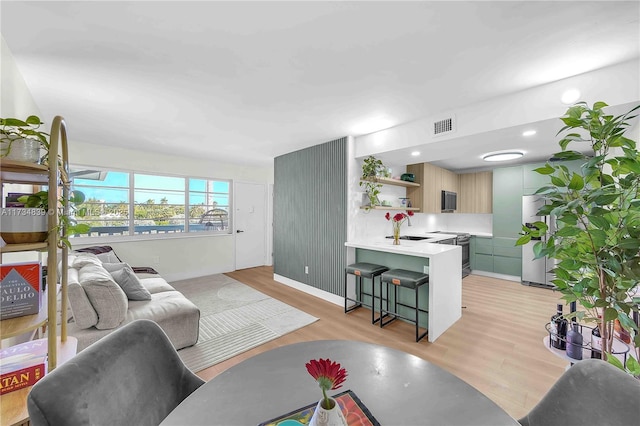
[521,195,556,288]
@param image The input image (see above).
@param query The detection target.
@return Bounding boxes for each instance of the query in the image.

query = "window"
[70,167,231,238]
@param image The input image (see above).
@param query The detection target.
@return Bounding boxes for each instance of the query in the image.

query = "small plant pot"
[0,208,48,244]
[1,137,42,163]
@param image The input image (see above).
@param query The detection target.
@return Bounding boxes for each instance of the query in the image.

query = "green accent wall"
[273,137,348,296]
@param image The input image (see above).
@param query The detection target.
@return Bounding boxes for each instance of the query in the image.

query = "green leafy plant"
[516,101,640,376]
[18,190,91,248]
[0,115,49,160]
[360,155,385,207]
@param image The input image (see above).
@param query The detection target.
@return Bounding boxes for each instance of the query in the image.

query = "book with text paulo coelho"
[1,262,42,320]
[0,339,48,395]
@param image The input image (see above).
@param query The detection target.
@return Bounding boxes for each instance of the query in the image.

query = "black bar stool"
[344,262,389,324]
[379,269,429,342]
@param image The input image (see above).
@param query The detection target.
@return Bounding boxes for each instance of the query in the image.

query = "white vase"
[2,137,42,163]
[309,397,347,426]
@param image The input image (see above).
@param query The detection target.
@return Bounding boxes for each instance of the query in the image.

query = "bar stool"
[379,269,429,342]
[344,262,389,324]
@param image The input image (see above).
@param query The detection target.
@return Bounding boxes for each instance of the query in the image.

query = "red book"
[0,339,48,395]
[0,261,42,320]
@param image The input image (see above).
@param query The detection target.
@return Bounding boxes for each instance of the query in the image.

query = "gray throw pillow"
[109,264,152,301]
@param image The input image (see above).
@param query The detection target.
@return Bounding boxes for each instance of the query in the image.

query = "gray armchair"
[27,319,204,426]
[518,358,640,426]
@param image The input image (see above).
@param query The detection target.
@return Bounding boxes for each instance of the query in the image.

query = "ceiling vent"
[431,115,456,137]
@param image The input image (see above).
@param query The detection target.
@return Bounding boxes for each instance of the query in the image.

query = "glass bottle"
[550,304,567,350]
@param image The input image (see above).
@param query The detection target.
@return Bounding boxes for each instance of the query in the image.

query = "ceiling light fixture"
[482,151,524,162]
[561,88,581,105]
[522,129,536,137]
[411,151,420,156]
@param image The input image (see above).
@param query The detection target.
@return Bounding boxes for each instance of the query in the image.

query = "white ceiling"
[2,1,639,171]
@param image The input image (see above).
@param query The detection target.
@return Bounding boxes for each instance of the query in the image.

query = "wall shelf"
[360,206,420,211]
[361,177,420,188]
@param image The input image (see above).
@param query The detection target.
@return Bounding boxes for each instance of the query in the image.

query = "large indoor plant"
[516,101,640,374]
[0,115,49,163]
[359,155,386,207]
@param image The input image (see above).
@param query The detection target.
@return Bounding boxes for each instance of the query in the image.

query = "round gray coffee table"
[161,340,519,426]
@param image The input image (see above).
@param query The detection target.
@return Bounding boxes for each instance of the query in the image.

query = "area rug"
[172,274,318,372]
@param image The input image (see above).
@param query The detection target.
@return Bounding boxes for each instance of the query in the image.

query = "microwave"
[441,190,457,212]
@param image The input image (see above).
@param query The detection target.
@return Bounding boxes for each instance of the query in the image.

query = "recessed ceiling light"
[482,151,524,162]
[411,151,420,156]
[561,89,581,105]
[522,129,536,137]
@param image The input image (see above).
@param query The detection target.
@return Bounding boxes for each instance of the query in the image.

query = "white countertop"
[345,235,461,258]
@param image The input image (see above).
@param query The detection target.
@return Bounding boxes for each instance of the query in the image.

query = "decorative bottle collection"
[550,304,568,350]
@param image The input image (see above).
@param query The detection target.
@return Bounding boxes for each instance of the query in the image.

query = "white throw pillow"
[78,263,128,330]
[108,264,152,301]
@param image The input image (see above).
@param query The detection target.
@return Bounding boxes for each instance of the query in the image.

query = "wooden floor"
[196,266,567,420]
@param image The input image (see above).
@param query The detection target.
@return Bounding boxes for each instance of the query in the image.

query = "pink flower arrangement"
[386,210,414,243]
[305,358,348,409]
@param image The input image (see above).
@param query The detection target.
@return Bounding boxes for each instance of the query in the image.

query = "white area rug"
[172,274,318,372]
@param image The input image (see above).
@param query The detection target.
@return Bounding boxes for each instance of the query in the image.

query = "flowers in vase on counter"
[385,210,414,243]
[305,358,348,409]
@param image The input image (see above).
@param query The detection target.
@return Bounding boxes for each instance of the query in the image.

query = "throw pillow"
[72,253,102,269]
[78,263,128,330]
[109,264,152,301]
[101,262,126,273]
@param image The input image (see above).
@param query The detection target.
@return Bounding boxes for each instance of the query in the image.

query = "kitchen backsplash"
[352,209,492,239]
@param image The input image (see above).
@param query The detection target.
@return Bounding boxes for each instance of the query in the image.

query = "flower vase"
[309,397,347,426]
[392,223,401,245]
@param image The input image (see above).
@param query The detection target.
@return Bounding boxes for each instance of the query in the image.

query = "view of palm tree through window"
[70,168,231,237]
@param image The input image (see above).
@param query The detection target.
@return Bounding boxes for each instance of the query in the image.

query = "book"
[1,261,42,320]
[0,339,48,395]
[259,390,380,426]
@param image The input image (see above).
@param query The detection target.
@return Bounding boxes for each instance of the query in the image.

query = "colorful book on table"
[259,389,380,426]
[0,339,48,395]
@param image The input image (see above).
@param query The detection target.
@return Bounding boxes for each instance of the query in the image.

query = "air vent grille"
[433,117,454,135]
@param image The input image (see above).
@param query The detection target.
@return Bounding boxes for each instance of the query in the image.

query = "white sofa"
[62,246,200,352]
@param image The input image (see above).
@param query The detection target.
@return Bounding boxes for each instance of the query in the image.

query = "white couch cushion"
[78,263,128,330]
[66,268,98,329]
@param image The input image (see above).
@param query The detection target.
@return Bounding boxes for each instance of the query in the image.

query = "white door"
[234,182,267,270]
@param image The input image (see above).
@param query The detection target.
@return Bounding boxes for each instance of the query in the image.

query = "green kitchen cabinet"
[492,237,521,276]
[472,236,494,272]
[492,166,523,239]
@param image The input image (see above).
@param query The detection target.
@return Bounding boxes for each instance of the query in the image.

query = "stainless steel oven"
[434,231,470,278]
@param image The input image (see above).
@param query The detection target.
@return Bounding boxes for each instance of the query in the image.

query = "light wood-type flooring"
[196,266,567,420]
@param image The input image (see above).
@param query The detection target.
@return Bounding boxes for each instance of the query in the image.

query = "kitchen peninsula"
[345,234,462,342]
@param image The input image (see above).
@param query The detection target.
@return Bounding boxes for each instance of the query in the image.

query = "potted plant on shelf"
[0,115,49,164]
[360,155,386,208]
[15,190,90,248]
[516,101,640,376]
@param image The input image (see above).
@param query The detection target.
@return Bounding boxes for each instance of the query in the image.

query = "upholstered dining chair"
[27,319,204,426]
[518,358,640,426]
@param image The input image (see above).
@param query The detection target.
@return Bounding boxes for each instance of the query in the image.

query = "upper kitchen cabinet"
[458,171,493,214]
[406,163,459,213]
[406,163,492,214]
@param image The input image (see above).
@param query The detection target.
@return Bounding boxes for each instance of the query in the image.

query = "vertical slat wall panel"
[274,137,347,295]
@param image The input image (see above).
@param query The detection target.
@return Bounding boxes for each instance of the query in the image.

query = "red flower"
[385,212,391,221]
[393,213,405,222]
[306,358,348,408]
[407,210,414,217]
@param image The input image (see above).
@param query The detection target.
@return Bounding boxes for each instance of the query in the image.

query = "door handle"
[236,230,244,233]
